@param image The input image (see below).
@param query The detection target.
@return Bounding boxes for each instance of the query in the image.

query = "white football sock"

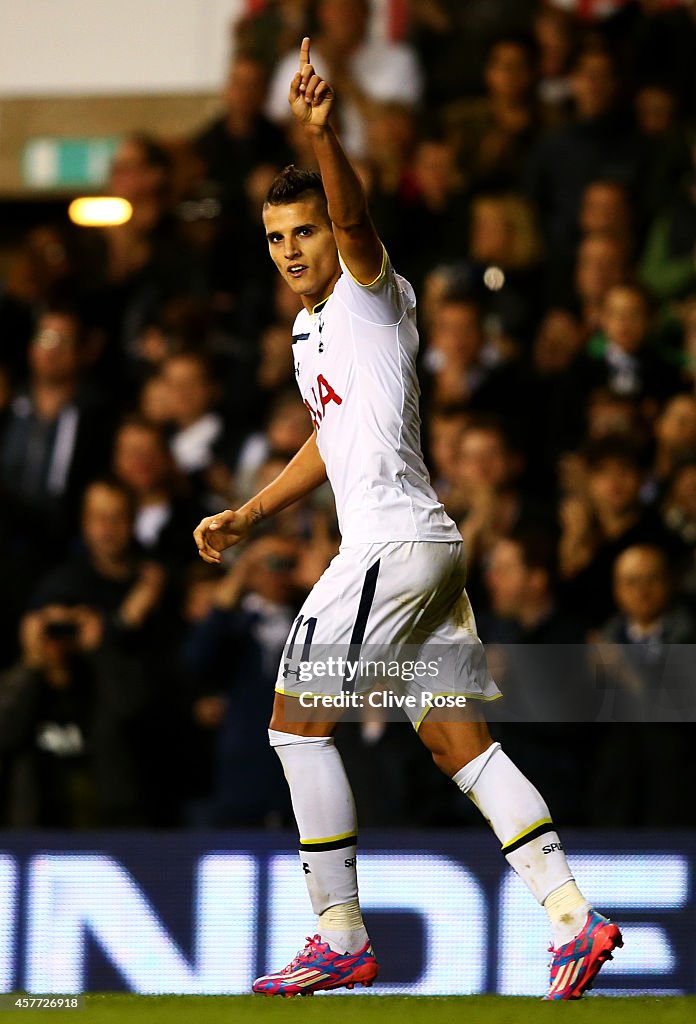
[454,744,590,946]
[269,729,368,953]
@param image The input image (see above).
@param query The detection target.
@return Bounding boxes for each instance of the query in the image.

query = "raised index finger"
[299,36,311,71]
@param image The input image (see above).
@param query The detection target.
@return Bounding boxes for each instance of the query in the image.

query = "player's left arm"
[289,37,384,286]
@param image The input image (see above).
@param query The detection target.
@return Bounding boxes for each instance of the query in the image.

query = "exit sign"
[22,137,118,189]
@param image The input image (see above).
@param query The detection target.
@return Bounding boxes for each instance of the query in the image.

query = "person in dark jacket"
[0,603,148,827]
[182,534,300,826]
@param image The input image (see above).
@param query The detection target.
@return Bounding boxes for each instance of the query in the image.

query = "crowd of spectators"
[1,0,696,829]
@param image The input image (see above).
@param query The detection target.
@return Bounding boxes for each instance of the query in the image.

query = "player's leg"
[418,712,622,998]
[419,712,588,934]
[269,694,368,953]
[254,695,377,996]
[263,542,423,974]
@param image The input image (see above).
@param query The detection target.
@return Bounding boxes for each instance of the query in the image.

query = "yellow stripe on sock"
[502,817,554,851]
[299,830,357,846]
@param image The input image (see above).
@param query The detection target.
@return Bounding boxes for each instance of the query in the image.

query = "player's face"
[263,198,340,310]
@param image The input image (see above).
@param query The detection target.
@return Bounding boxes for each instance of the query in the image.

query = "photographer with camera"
[0,604,103,826]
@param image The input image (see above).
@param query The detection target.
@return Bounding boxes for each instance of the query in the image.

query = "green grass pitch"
[5,995,695,1024]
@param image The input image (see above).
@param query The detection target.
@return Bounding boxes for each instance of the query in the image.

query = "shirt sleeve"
[335,246,415,326]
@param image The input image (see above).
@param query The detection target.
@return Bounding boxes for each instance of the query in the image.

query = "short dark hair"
[509,522,559,587]
[583,435,644,472]
[487,32,539,68]
[116,413,167,448]
[83,476,137,522]
[264,165,327,209]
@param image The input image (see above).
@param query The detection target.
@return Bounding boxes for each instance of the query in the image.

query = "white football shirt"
[291,249,460,546]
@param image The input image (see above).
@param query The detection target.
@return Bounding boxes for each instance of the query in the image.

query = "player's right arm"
[193,431,326,564]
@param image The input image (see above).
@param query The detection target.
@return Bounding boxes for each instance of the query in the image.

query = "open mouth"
[287,264,307,279]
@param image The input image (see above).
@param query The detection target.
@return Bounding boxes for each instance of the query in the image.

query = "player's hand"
[289,37,334,128]
[193,509,252,564]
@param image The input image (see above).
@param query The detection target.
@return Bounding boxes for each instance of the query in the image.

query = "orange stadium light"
[68,196,132,227]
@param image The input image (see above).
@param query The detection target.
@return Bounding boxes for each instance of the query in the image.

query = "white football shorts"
[275,540,500,728]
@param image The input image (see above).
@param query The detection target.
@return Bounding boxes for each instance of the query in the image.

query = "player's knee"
[431,748,461,778]
[428,735,494,778]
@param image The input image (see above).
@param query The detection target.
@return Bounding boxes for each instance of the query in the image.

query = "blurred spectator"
[572,231,629,335]
[182,535,300,825]
[87,133,205,379]
[160,352,224,480]
[444,418,546,606]
[556,283,684,448]
[191,53,292,318]
[587,283,677,398]
[609,0,696,120]
[265,0,423,157]
[651,394,696,493]
[532,307,585,377]
[234,0,312,72]
[0,307,114,559]
[130,296,214,378]
[602,543,696,645]
[523,307,585,484]
[584,389,647,443]
[366,102,418,197]
[578,180,632,251]
[591,544,696,824]
[467,192,544,343]
[559,436,682,626]
[364,102,418,242]
[410,0,539,106]
[481,525,589,822]
[31,479,166,627]
[0,602,145,827]
[425,407,469,502]
[527,46,642,262]
[422,296,518,418]
[633,83,692,225]
[533,5,576,121]
[446,33,542,192]
[194,54,291,216]
[234,391,313,500]
[256,322,295,398]
[112,416,208,563]
[0,226,83,384]
[388,137,469,291]
[662,457,696,551]
[28,478,179,823]
[484,526,585,644]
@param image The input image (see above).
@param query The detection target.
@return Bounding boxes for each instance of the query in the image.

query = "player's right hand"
[193,509,251,564]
